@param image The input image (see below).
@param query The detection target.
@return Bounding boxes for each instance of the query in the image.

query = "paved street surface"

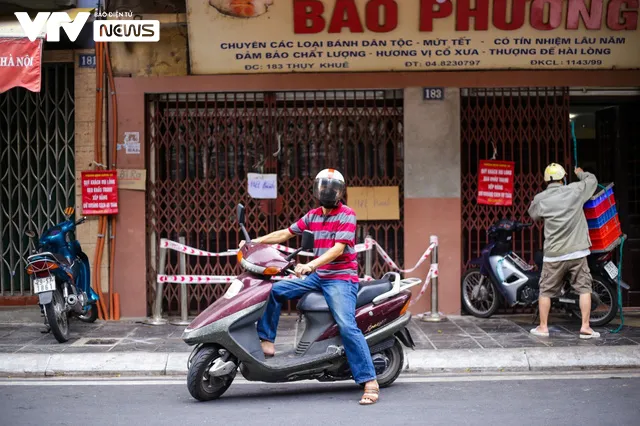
[2,306,640,354]
[1,371,639,426]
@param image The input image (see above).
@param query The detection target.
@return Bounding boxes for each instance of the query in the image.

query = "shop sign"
[117,169,146,191]
[81,170,119,215]
[0,38,42,93]
[186,0,640,74]
[478,160,514,206]
[347,186,400,220]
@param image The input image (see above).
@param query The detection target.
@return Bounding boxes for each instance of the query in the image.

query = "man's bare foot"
[261,340,275,357]
[359,379,379,405]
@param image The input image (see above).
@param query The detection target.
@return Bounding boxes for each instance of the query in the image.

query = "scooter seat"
[297,278,393,312]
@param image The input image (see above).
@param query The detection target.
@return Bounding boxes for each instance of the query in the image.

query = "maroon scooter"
[182,204,423,401]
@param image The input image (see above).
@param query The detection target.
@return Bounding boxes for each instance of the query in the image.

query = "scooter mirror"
[301,230,315,251]
[237,204,245,225]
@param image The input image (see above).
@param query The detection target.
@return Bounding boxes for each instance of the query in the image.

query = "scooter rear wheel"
[570,276,618,327]
[45,288,70,343]
[374,338,405,388]
[187,346,234,401]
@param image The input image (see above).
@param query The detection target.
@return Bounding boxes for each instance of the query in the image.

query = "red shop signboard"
[81,170,119,215]
[478,160,515,206]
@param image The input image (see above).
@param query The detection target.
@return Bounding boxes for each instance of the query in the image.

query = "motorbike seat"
[297,278,393,312]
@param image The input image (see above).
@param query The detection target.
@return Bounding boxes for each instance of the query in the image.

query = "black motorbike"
[462,219,627,326]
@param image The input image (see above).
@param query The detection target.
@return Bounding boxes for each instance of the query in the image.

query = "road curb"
[1,346,639,378]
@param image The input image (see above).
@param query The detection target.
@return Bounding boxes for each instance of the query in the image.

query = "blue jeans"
[257,273,377,385]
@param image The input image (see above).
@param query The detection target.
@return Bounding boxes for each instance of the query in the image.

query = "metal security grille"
[461,88,570,283]
[0,63,76,296]
[147,90,404,315]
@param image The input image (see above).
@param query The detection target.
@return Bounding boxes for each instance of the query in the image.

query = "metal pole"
[171,236,190,326]
[365,234,372,278]
[144,245,168,325]
[422,235,446,322]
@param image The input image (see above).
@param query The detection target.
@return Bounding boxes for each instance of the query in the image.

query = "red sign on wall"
[478,160,515,206]
[81,171,119,215]
[0,38,43,93]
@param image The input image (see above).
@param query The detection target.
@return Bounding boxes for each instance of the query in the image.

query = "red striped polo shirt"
[289,203,358,283]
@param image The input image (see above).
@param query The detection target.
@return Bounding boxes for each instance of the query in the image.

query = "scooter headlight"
[223,279,244,299]
[240,257,266,274]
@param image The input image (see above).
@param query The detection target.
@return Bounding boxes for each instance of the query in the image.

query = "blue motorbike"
[25,207,99,343]
[461,219,627,327]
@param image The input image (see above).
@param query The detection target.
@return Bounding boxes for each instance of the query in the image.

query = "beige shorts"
[539,257,592,298]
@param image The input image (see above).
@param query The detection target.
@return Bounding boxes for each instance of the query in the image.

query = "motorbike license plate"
[604,261,618,280]
[33,276,55,294]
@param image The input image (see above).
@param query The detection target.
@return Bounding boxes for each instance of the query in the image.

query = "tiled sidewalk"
[1,306,638,354]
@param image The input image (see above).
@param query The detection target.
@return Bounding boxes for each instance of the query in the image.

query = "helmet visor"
[313,178,345,205]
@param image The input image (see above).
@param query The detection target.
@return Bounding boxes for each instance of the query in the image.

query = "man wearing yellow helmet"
[528,163,600,339]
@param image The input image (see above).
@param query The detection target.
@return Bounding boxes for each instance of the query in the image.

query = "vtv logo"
[15,12,91,42]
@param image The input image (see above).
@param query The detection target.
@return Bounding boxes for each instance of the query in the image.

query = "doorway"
[570,96,640,306]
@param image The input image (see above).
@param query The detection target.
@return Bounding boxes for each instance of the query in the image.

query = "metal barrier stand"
[421,235,447,322]
[365,234,372,278]
[143,244,168,325]
[171,236,191,326]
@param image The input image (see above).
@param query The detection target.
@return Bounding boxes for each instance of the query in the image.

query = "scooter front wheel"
[462,269,500,318]
[187,346,235,401]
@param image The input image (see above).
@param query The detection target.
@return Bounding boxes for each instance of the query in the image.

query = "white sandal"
[580,331,601,339]
[530,327,549,337]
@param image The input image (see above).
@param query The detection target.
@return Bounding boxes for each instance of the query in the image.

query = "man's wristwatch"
[308,263,317,272]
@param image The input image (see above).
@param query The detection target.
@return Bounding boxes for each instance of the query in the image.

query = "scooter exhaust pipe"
[66,294,84,313]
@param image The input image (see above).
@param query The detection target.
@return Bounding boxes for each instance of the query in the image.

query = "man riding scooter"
[239,168,380,405]
[528,163,600,339]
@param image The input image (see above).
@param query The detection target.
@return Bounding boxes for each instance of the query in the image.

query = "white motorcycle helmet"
[313,169,346,208]
[544,163,567,183]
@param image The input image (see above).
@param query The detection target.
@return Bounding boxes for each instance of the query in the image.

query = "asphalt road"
[1,372,639,426]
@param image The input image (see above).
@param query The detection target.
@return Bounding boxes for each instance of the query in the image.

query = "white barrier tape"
[160,239,238,257]
[366,237,436,275]
[160,238,373,258]
[158,237,439,297]
[160,238,434,275]
[409,263,439,306]
[157,274,376,284]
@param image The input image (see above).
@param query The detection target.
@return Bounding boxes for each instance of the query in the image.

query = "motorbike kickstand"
[531,307,540,325]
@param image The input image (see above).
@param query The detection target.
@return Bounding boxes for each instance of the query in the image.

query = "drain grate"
[84,338,119,345]
[71,337,123,347]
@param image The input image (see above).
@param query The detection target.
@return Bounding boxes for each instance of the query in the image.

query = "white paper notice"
[123,131,140,155]
[247,173,277,199]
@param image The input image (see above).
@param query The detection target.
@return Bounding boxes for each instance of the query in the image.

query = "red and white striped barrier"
[146,235,441,325]
[156,237,438,292]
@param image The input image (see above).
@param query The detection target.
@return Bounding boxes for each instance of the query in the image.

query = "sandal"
[580,331,601,340]
[359,384,380,406]
[530,327,549,337]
